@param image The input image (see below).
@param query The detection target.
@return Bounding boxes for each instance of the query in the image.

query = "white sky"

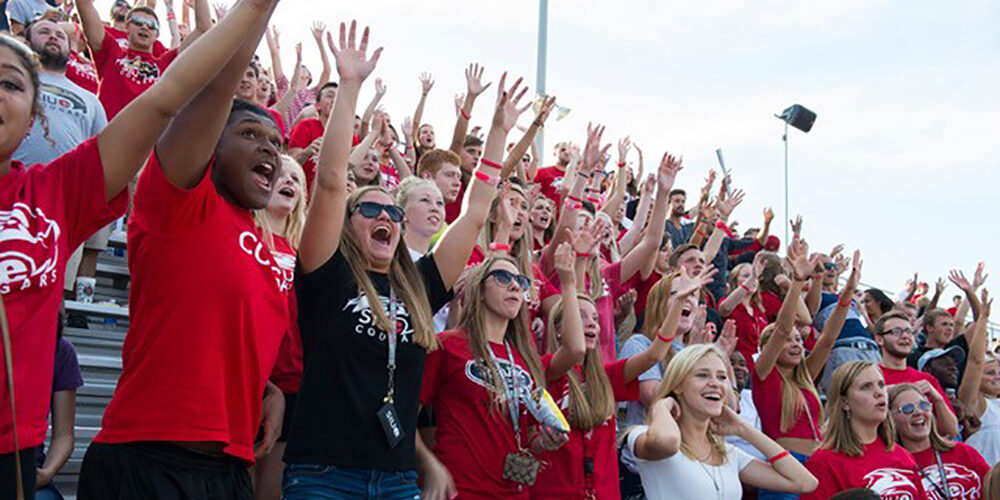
[101,0,1000,300]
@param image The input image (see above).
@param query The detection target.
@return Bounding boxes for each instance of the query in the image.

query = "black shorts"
[0,447,37,500]
[279,392,297,442]
[78,442,252,500]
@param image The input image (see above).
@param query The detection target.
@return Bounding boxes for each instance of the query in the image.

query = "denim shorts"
[282,463,420,500]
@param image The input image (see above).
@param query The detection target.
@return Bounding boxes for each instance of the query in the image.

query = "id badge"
[502,451,540,486]
[377,402,405,449]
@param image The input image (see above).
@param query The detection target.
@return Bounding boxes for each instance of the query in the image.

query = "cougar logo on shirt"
[921,463,980,500]
[115,55,161,85]
[237,231,293,292]
[343,293,412,343]
[863,468,921,500]
[0,202,61,294]
[465,356,534,402]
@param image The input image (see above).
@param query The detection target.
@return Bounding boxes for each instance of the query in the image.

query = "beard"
[36,46,69,71]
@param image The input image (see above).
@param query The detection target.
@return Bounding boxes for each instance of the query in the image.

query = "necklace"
[695,458,724,500]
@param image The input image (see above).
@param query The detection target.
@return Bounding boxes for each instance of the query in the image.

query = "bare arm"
[270,43,303,121]
[632,398,681,461]
[500,98,553,179]
[164,0,182,49]
[805,252,861,378]
[36,390,76,487]
[310,20,331,89]
[448,63,490,156]
[701,226,726,264]
[546,243,587,382]
[298,21,382,273]
[410,72,433,143]
[959,293,991,416]
[264,25,284,85]
[177,0,210,52]
[358,77,385,140]
[620,176,654,259]
[76,0,106,53]
[737,421,818,494]
[755,239,813,380]
[617,152,680,284]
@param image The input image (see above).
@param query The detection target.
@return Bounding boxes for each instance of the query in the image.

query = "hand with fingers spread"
[212,2,228,20]
[949,269,974,292]
[717,188,744,219]
[787,238,815,281]
[491,73,530,133]
[582,123,611,176]
[419,71,434,95]
[974,262,989,289]
[326,21,383,84]
[829,244,845,259]
[615,289,638,325]
[311,20,327,43]
[465,63,491,98]
[716,319,738,356]
[657,152,683,193]
[618,136,632,164]
[700,170,717,200]
[935,277,947,296]
[844,250,863,291]
[641,174,656,197]
[374,77,386,97]
[834,254,850,277]
[534,95,557,126]
[553,241,577,283]
[573,219,604,257]
[790,215,803,238]
[454,93,465,117]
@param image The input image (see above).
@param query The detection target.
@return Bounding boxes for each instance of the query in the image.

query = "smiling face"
[0,45,36,159]
[256,75,271,104]
[354,150,381,183]
[578,298,600,350]
[729,351,748,391]
[874,317,914,360]
[890,388,932,447]
[777,328,806,368]
[403,184,444,237]
[425,162,461,204]
[349,190,401,272]
[675,353,729,418]
[267,157,304,216]
[844,364,888,426]
[529,198,553,231]
[982,359,1000,397]
[482,259,525,320]
[236,66,258,101]
[418,124,435,149]
[213,110,282,210]
[126,12,159,52]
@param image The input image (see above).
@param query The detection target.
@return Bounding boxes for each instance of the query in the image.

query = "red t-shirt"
[287,118,324,196]
[66,51,99,94]
[627,270,662,316]
[422,329,544,499]
[912,442,989,500]
[0,139,127,453]
[533,165,566,204]
[725,298,769,375]
[381,162,400,191]
[445,180,466,224]
[880,364,957,416]
[268,235,301,394]
[532,357,639,499]
[94,152,289,463]
[803,438,926,500]
[542,262,629,363]
[751,366,822,441]
[106,26,169,57]
[93,26,178,119]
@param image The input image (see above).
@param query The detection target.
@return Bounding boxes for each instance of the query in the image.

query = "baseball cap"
[917,345,966,372]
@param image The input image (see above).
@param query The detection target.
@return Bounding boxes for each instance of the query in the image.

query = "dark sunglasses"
[823,262,837,271]
[129,16,159,30]
[896,400,932,415]
[350,201,404,223]
[487,269,531,291]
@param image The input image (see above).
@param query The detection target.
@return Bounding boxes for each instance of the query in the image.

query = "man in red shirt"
[288,81,337,194]
[443,134,483,223]
[873,311,960,437]
[235,60,287,139]
[77,0,209,119]
[416,148,463,209]
[533,141,573,203]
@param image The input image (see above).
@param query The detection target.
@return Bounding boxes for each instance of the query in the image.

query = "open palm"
[327,21,382,83]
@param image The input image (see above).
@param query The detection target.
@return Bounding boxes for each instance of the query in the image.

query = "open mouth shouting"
[277,184,296,200]
[251,161,276,192]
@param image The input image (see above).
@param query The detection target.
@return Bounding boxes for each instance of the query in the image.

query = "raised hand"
[535,95,557,125]
[582,123,611,176]
[490,73,530,133]
[763,207,774,224]
[266,25,279,49]
[311,21,327,42]
[212,2,228,20]
[327,21,382,84]
[454,93,465,117]
[374,77,386,97]
[787,238,813,280]
[845,250,863,291]
[830,243,845,259]
[615,289,638,325]
[834,254,850,276]
[573,218,603,256]
[710,405,747,438]
[465,63,491,98]
[419,72,435,95]
[935,277,947,296]
[700,169,717,199]
[974,262,989,290]
[553,241,576,281]
[617,136,632,163]
[717,188,744,218]
[949,269,973,292]
[716,319,738,356]
[641,174,655,197]
[657,152,683,193]
[790,215,803,238]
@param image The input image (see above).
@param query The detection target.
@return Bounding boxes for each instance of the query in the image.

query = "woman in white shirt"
[627,344,817,500]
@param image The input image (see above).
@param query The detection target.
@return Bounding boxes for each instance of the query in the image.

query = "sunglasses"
[487,269,531,291]
[129,16,159,30]
[823,262,837,271]
[896,400,932,415]
[350,201,404,223]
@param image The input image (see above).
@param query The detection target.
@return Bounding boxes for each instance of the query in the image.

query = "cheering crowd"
[0,0,997,499]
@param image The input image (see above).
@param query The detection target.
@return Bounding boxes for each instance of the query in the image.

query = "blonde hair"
[341,186,437,350]
[546,295,614,430]
[887,384,954,453]
[639,274,677,363]
[477,184,534,286]
[821,361,895,457]
[758,324,823,434]
[984,462,1000,500]
[395,176,442,220]
[459,255,546,410]
[651,344,729,462]
[254,155,308,250]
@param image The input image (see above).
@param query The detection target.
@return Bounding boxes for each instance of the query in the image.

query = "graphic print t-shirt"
[802,439,927,500]
[912,443,990,500]
[66,51,100,95]
[93,26,178,119]
[268,235,302,394]
[94,152,289,463]
[533,165,565,204]
[0,139,127,453]
[285,250,450,471]
[14,72,107,166]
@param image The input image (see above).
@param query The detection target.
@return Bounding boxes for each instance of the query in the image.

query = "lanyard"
[934,450,952,500]
[489,341,521,437]
[383,289,398,404]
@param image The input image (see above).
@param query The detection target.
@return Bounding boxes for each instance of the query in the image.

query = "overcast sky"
[102,0,1000,303]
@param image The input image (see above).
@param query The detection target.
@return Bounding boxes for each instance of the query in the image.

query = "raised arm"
[632,398,681,461]
[545,243,587,382]
[99,0,278,202]
[951,264,988,339]
[432,74,527,288]
[806,251,861,378]
[311,21,331,89]
[448,63,491,155]
[177,0,210,52]
[718,260,761,318]
[756,207,774,246]
[410,72,433,142]
[959,290,992,414]
[619,175,654,258]
[617,152,681,284]
[76,0,106,53]
[500,97,554,179]
[270,42,302,120]
[264,25,284,84]
[358,77,385,140]
[164,0,182,48]
[298,21,381,273]
[755,239,812,380]
[600,137,631,219]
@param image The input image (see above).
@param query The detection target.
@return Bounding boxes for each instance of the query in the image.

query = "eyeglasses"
[349,202,404,223]
[129,16,159,30]
[487,269,531,291]
[882,327,915,337]
[896,400,932,415]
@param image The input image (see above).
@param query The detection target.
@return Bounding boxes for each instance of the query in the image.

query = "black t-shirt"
[907,333,969,386]
[285,249,451,470]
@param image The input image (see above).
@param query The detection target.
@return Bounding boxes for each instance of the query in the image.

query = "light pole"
[775,104,816,244]
[535,0,548,157]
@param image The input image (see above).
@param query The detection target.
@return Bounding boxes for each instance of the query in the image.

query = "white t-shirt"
[627,425,756,500]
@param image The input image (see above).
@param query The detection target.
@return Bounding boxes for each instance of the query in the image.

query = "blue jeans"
[282,464,420,500]
[35,484,65,500]
[757,451,810,500]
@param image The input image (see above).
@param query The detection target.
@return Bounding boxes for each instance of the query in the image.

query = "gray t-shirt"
[14,72,107,166]
[6,0,52,24]
[618,334,665,427]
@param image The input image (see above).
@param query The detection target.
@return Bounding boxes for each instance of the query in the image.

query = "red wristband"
[567,195,582,203]
[479,157,502,170]
[586,196,600,204]
[768,450,791,465]
[617,161,626,167]
[489,243,511,252]
[576,252,592,258]
[657,333,674,343]
[740,283,752,294]
[474,170,498,187]
[460,109,471,120]
[838,297,853,308]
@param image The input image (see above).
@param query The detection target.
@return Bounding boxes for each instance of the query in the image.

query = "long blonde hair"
[477,183,534,280]
[341,186,437,350]
[887,384,954,453]
[821,360,895,457]
[254,155,308,250]
[546,295,614,430]
[459,255,546,410]
[759,324,823,434]
[652,344,729,462]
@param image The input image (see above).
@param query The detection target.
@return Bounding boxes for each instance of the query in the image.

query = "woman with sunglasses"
[959,290,1000,465]
[802,361,926,500]
[889,384,989,499]
[283,25,530,498]
[420,245,584,500]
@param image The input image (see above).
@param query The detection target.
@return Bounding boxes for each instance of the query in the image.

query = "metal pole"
[534,0,548,160]
[783,121,789,244]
